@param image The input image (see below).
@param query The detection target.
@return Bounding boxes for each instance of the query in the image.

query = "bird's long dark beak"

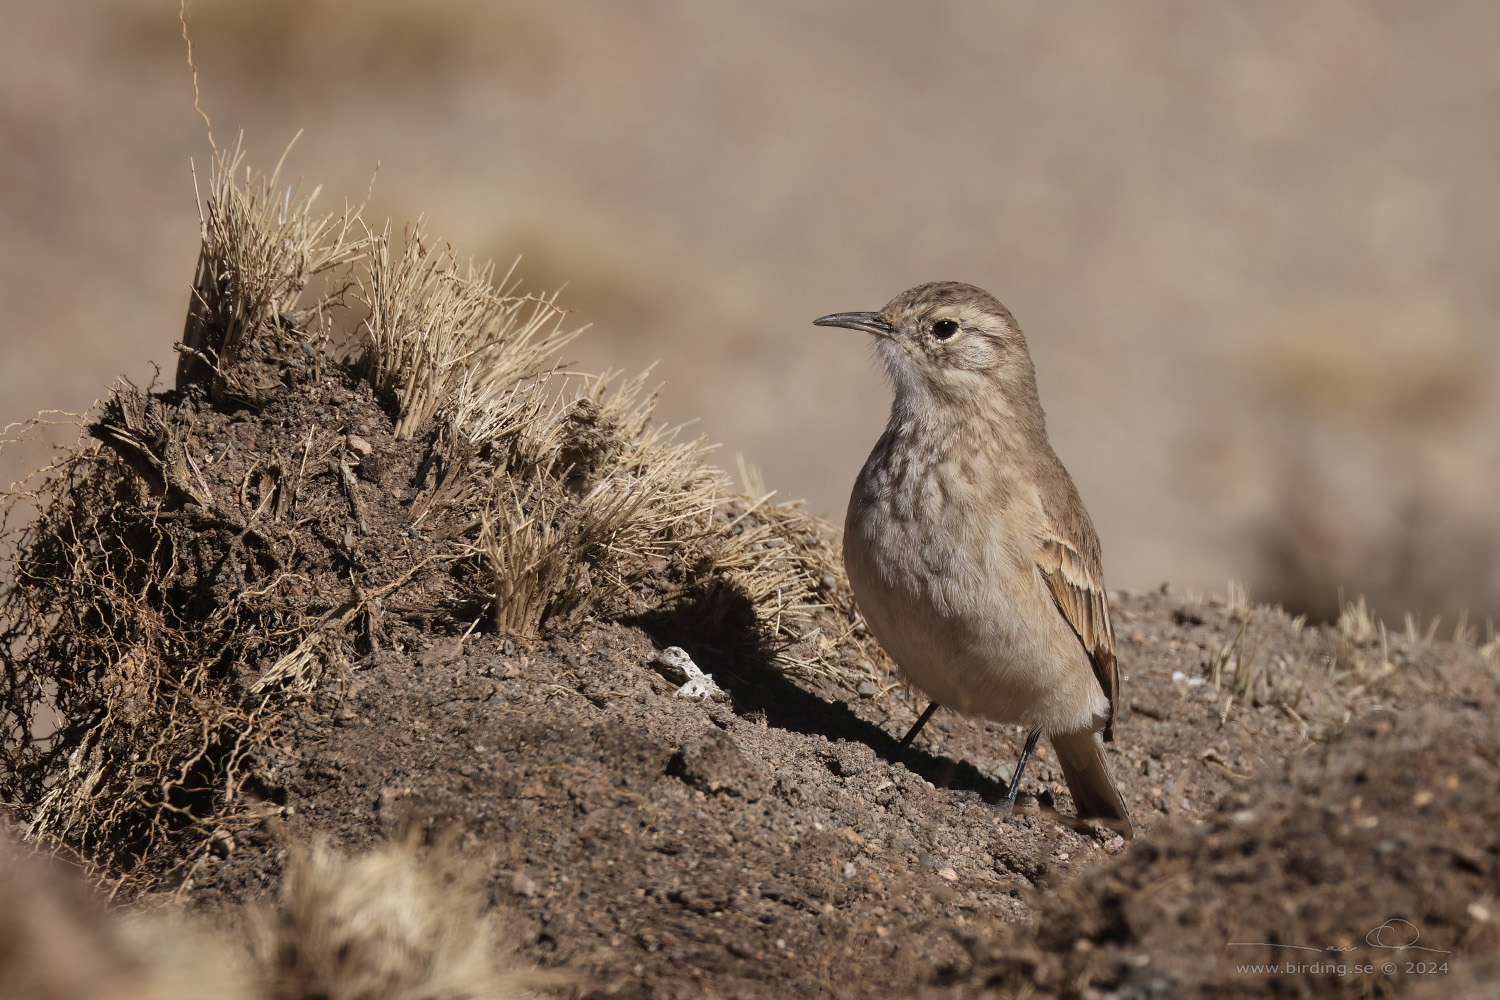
[813,311,893,338]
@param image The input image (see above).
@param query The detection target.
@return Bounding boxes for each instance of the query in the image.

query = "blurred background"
[3,1,1498,624]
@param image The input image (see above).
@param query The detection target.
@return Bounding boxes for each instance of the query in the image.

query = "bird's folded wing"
[1036,534,1120,740]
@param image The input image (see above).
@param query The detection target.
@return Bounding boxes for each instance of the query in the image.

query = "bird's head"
[814,281,1040,416]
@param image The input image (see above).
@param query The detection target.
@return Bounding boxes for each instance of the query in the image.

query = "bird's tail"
[1050,729,1134,839]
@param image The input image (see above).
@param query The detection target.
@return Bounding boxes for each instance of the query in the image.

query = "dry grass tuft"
[253,839,560,1000]
[1199,592,1427,739]
[0,829,554,1000]
[1239,592,1500,741]
[357,223,579,442]
[1334,594,1388,676]
[452,362,872,693]
[349,232,878,682]
[468,371,726,636]
[178,134,367,397]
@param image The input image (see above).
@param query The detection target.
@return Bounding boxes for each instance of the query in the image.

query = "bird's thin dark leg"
[898,702,940,749]
[1001,726,1044,811]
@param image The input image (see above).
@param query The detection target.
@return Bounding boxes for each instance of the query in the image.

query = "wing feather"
[1036,534,1120,741]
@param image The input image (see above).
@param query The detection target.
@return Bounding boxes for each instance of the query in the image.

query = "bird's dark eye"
[930,319,959,340]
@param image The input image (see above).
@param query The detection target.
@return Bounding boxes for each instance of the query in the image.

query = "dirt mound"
[4,147,1500,998]
[959,705,1500,998]
[166,591,1497,998]
[0,144,885,883]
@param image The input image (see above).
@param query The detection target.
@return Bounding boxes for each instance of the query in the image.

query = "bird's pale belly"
[844,503,1104,734]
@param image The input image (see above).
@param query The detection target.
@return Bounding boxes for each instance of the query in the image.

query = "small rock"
[855,681,877,698]
[345,434,373,456]
[510,872,539,898]
[937,867,958,882]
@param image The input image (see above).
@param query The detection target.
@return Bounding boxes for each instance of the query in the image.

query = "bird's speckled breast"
[843,425,1100,731]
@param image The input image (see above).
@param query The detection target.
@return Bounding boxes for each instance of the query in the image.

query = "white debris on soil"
[650,646,724,701]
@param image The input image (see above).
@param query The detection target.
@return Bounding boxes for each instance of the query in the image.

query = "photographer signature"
[1226,918,1450,955]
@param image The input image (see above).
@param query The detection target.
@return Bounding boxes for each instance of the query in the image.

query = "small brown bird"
[815,281,1133,837]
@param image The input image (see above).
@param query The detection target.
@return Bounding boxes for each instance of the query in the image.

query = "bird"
[814,281,1133,838]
